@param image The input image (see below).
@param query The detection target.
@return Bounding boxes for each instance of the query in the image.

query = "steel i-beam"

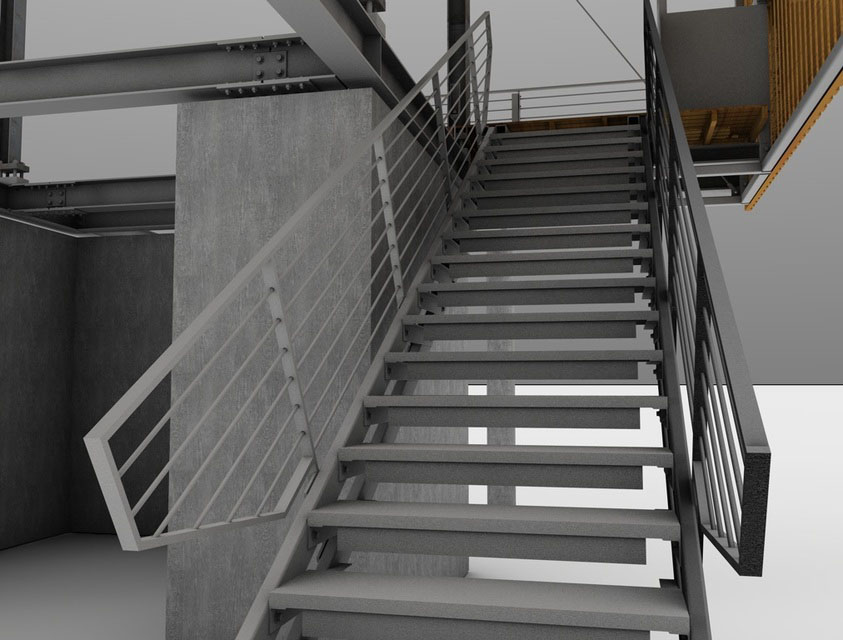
[0,34,341,118]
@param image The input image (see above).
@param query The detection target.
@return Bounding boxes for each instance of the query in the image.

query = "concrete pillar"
[168,89,466,640]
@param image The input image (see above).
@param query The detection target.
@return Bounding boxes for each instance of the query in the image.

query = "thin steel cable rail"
[83,13,493,551]
[486,79,645,124]
[643,2,770,577]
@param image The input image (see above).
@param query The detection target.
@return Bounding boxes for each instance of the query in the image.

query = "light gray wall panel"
[662,6,769,110]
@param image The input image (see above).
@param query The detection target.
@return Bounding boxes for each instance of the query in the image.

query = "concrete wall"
[0,219,76,549]
[69,235,174,534]
[0,224,174,550]
[662,6,769,111]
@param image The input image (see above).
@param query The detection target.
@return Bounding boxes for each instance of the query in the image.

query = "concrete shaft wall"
[168,89,466,640]
[0,223,174,550]
[0,220,75,549]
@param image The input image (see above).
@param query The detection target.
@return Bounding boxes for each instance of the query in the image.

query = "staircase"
[266,122,698,639]
[83,7,769,640]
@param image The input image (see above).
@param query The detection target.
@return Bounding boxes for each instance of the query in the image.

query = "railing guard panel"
[644,2,770,577]
[84,13,493,551]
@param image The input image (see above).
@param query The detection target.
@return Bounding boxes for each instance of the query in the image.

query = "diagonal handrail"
[643,1,770,576]
[84,11,493,551]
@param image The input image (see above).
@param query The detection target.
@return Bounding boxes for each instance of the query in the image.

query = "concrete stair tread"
[491,124,640,140]
[457,202,648,217]
[467,184,646,198]
[338,443,674,467]
[444,223,650,239]
[268,571,689,634]
[472,166,645,182]
[363,395,667,409]
[403,311,658,325]
[309,501,680,539]
[487,136,643,152]
[479,150,643,166]
[431,248,652,264]
[417,277,655,293]
[384,350,663,363]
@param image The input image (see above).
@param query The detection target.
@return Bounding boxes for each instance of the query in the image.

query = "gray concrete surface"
[0,219,76,550]
[70,235,174,535]
[0,533,166,640]
[169,89,466,640]
[662,5,769,111]
[0,225,175,549]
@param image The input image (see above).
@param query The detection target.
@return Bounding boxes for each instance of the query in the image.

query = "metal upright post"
[431,73,454,200]
[0,0,26,172]
[511,92,521,122]
[447,0,470,130]
[466,38,483,142]
[261,263,319,473]
[373,136,405,306]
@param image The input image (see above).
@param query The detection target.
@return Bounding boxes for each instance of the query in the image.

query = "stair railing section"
[487,80,646,124]
[84,12,493,552]
[643,3,770,577]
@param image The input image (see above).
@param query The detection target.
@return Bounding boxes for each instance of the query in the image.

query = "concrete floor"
[0,387,838,640]
[0,534,165,640]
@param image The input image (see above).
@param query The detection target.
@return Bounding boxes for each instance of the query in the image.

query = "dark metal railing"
[644,2,771,577]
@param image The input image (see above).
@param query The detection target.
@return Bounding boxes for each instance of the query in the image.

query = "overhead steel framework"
[0,34,340,118]
[0,175,175,236]
[264,0,416,107]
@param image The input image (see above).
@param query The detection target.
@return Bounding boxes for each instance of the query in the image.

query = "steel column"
[0,0,25,165]
[447,0,470,129]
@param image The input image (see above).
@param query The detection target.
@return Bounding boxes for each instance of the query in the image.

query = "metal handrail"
[84,12,493,551]
[643,1,770,576]
[487,79,645,124]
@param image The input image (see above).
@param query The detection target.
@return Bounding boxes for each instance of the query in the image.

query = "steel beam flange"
[217,75,344,99]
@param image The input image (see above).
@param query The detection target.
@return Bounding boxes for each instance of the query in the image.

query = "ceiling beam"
[264,0,417,107]
[0,175,176,236]
[0,34,341,118]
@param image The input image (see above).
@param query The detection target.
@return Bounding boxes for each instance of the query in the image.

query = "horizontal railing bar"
[515,98,647,111]
[131,320,279,517]
[155,349,286,536]
[118,287,271,476]
[193,375,294,528]
[227,411,301,522]
[489,78,644,94]
[296,226,393,372]
[289,213,388,344]
[488,107,645,122]
[255,430,307,516]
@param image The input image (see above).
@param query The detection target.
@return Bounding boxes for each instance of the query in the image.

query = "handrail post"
[481,15,493,129]
[261,262,319,474]
[466,36,483,143]
[511,91,521,122]
[431,72,454,203]
[372,135,405,306]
